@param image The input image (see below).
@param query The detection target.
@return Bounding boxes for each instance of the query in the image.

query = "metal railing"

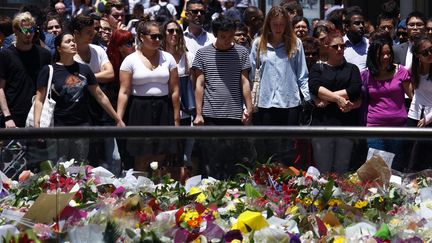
[1,126,432,140]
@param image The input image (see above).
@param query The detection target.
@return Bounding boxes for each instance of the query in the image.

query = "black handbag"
[298,98,314,126]
[179,76,196,115]
[296,79,314,126]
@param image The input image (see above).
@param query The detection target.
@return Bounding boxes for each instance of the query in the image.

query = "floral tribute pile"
[1,160,432,242]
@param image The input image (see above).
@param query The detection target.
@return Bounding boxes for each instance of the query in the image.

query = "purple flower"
[224,230,243,242]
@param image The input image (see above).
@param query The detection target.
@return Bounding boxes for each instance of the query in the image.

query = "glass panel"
[1,127,431,241]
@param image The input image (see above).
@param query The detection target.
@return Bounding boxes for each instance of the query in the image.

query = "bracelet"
[3,115,12,121]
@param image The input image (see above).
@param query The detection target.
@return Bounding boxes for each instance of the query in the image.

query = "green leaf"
[236,163,253,174]
[374,223,391,240]
[125,228,137,239]
[245,183,262,199]
[266,207,274,219]
[103,220,122,243]
[321,180,334,205]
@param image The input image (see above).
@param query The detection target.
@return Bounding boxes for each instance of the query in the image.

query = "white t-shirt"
[144,2,177,19]
[120,50,177,96]
[74,44,110,74]
[178,51,194,77]
[408,74,432,121]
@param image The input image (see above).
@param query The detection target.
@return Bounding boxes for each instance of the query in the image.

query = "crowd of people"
[0,0,431,179]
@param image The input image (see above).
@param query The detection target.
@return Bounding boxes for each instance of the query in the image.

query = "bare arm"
[94,62,115,84]
[169,67,180,126]
[0,78,15,128]
[33,87,47,128]
[88,84,125,127]
[193,70,205,126]
[403,81,413,100]
[241,69,252,125]
[333,89,349,99]
[318,86,352,110]
[117,70,132,121]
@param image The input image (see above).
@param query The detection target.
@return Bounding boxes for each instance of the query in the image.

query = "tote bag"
[26,65,55,127]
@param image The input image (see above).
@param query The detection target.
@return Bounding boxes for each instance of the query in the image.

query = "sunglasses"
[167,28,182,34]
[189,9,205,15]
[47,25,61,30]
[146,33,163,41]
[328,44,346,50]
[418,47,432,57]
[19,26,36,35]
[396,31,407,37]
[123,40,135,47]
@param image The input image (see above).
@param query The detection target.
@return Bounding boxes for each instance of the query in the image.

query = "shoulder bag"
[179,53,196,115]
[251,43,261,113]
[26,65,56,127]
[297,62,317,126]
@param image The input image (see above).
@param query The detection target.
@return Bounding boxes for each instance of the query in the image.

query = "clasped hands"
[314,96,355,113]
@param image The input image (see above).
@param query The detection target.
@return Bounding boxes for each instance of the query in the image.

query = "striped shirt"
[192,44,251,120]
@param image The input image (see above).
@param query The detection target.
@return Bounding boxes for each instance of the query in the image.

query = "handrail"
[1,126,432,140]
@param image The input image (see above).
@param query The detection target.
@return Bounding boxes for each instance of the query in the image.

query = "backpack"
[155,4,173,24]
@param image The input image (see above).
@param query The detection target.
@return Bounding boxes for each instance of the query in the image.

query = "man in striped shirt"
[192,16,253,178]
[193,16,252,126]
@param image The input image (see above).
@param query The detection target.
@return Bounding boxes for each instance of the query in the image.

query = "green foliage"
[245,183,262,199]
[103,220,122,243]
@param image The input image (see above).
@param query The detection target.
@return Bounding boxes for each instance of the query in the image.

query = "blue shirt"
[249,38,310,109]
[343,35,369,71]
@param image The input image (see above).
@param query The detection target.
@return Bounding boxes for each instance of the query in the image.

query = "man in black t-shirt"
[0,12,51,128]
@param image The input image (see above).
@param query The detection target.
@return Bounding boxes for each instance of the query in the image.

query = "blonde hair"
[259,6,297,58]
[12,12,35,31]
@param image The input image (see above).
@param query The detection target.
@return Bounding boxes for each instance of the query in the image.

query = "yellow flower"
[328,199,342,207]
[189,187,207,203]
[354,200,368,209]
[314,199,324,210]
[232,211,268,234]
[379,197,384,203]
[348,174,360,184]
[303,197,313,206]
[333,236,346,243]
[286,205,299,215]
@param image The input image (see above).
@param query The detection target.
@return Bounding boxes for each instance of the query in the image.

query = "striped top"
[192,44,251,120]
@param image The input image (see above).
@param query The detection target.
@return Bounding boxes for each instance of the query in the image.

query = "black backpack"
[155,4,173,24]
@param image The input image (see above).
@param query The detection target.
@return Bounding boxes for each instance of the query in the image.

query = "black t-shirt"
[0,45,52,120]
[308,60,362,126]
[36,62,97,126]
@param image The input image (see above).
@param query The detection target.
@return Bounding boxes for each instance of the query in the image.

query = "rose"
[18,170,34,183]
[150,161,158,171]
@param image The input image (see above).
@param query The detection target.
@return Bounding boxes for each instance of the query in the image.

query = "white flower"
[150,161,158,171]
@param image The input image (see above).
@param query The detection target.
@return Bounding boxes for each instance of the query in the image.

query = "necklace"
[140,50,159,70]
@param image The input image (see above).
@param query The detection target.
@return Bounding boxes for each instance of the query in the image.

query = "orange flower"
[187,215,203,228]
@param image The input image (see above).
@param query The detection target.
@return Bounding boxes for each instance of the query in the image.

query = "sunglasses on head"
[328,44,346,50]
[19,26,36,34]
[123,40,135,47]
[167,28,182,34]
[189,9,205,15]
[146,33,163,41]
[418,47,432,57]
